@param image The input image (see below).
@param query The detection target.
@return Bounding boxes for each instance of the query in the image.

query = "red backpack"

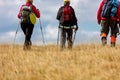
[63,6,72,21]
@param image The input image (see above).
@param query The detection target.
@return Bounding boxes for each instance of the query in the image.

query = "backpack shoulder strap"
[21,4,26,9]
[30,5,33,12]
[66,6,73,14]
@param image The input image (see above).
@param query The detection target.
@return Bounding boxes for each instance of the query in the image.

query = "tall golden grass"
[0,44,120,80]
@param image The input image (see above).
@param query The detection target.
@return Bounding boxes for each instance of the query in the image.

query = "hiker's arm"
[71,7,78,31]
[17,5,24,19]
[32,5,40,18]
[97,0,105,24]
[56,7,62,20]
[117,3,120,25]
[18,5,26,19]
[72,8,77,26]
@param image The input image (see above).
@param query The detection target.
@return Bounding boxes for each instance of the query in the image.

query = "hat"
[64,0,70,2]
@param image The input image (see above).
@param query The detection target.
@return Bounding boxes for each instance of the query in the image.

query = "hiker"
[97,0,120,47]
[56,0,78,50]
[18,0,40,50]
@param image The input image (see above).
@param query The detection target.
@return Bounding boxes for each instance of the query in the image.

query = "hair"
[26,0,33,3]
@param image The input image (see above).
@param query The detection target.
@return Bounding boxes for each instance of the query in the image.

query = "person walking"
[18,0,40,50]
[97,0,120,47]
[56,0,78,50]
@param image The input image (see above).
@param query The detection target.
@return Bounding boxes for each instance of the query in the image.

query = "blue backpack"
[101,0,119,18]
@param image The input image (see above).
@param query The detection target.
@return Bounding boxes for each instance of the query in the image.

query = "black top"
[56,5,77,26]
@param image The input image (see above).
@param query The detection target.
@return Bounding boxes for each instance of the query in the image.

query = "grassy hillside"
[0,44,120,80]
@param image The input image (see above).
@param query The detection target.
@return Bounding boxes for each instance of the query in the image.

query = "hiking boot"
[110,36,116,47]
[60,45,65,51]
[29,41,32,46]
[23,41,31,50]
[24,45,31,50]
[101,37,107,46]
[111,42,115,47]
[68,40,73,50]
[68,45,72,50]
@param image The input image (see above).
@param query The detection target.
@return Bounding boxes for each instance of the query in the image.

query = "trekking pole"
[57,26,60,46]
[13,21,20,44]
[38,18,45,45]
[73,30,77,45]
[117,23,120,35]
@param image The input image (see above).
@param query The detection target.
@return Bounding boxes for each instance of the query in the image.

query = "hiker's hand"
[75,25,78,31]
[117,23,120,28]
[98,20,101,25]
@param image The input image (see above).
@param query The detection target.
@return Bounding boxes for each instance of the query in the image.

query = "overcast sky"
[0,0,119,45]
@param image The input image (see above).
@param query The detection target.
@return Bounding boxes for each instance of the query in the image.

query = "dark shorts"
[101,20,119,37]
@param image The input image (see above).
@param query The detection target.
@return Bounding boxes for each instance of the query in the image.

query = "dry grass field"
[0,44,120,80]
